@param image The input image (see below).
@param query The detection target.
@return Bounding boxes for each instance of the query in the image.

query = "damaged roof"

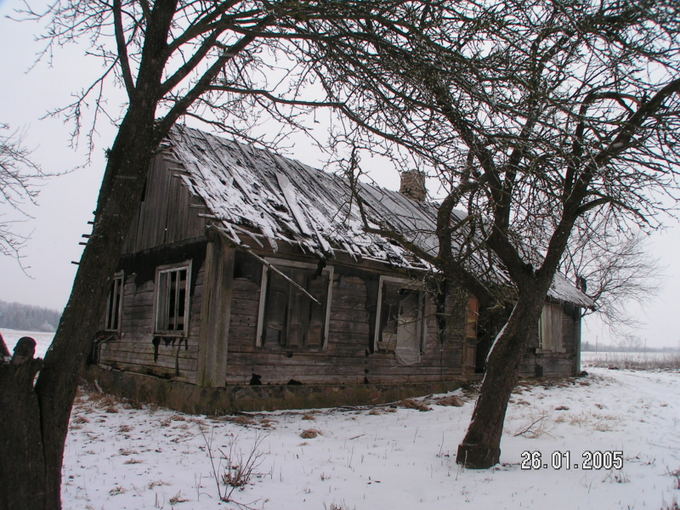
[163,125,593,308]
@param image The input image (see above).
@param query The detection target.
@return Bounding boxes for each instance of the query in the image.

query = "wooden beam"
[197,233,235,388]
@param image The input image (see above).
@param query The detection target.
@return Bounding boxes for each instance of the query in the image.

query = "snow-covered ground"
[2,329,679,509]
[64,371,679,510]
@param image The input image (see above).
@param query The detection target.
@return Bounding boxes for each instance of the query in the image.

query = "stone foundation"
[84,365,464,414]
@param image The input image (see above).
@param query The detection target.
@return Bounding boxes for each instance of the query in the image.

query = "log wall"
[98,245,466,388]
[98,239,580,390]
[223,260,465,385]
[98,241,207,383]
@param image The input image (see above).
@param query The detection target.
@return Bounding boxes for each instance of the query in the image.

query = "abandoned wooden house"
[88,125,593,413]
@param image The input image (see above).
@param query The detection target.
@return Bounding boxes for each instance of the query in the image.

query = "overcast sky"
[1,2,679,348]
[1,5,107,308]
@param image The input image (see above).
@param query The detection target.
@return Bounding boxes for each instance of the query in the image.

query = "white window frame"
[153,260,192,336]
[104,271,124,332]
[255,258,334,350]
[373,275,425,353]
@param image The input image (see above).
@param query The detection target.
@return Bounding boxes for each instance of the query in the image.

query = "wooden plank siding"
[98,242,467,387]
[98,240,207,383]
[224,262,465,385]
[123,156,207,255]
[518,302,581,377]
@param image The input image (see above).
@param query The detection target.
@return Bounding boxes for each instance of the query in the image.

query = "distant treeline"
[582,341,680,353]
[0,300,61,332]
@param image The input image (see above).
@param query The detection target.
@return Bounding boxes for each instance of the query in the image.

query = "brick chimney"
[399,170,427,202]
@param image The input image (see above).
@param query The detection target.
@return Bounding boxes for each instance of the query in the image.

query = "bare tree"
[302,0,680,467]
[0,2,405,509]
[562,225,659,331]
[0,123,42,261]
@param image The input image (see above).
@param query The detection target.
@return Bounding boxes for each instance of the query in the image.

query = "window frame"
[104,271,124,332]
[373,275,425,354]
[255,258,334,350]
[153,261,192,336]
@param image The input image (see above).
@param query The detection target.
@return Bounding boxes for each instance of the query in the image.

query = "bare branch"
[0,123,44,265]
[206,84,343,108]
[113,0,135,99]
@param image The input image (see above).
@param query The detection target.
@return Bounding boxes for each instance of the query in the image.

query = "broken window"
[155,262,191,335]
[256,260,333,350]
[104,272,124,331]
[538,303,564,352]
[374,276,424,365]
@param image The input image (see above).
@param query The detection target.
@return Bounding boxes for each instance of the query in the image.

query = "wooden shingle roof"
[164,125,593,308]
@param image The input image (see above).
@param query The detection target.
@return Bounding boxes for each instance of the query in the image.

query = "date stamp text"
[520,450,623,470]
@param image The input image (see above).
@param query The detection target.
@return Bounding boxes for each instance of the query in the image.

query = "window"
[538,303,563,352]
[154,262,191,335]
[373,276,424,365]
[104,272,124,331]
[256,260,333,350]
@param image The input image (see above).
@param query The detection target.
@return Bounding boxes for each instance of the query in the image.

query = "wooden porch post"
[197,231,235,387]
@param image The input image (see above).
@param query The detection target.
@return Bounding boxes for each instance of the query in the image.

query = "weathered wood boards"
[95,127,588,411]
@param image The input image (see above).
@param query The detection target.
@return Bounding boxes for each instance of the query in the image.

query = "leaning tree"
[0,1,413,508]
[303,0,680,467]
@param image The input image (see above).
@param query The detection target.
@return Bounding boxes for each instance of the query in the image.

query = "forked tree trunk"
[0,3,180,504]
[456,290,546,468]
[0,111,158,509]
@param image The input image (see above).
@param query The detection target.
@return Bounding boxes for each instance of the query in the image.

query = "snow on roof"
[164,125,436,268]
[548,273,594,308]
[164,125,592,307]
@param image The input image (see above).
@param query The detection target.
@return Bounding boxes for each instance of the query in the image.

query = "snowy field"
[2,329,679,509]
[582,351,680,370]
[1,327,54,358]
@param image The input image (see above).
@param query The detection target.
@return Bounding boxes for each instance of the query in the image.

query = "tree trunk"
[456,291,545,468]
[1,4,180,500]
[0,110,158,508]
[0,356,45,510]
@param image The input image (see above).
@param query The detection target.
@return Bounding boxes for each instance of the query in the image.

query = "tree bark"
[0,106,162,510]
[456,289,546,468]
[42,124,158,506]
[0,2,182,505]
[0,350,45,510]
